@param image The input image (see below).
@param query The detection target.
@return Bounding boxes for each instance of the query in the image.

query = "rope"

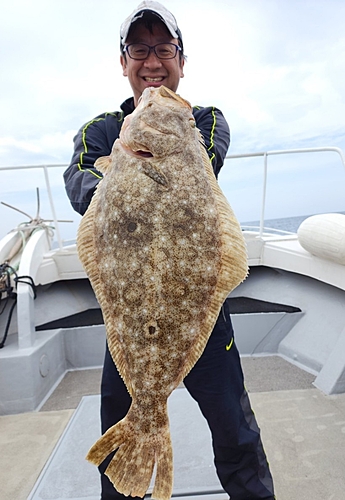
[0,264,37,348]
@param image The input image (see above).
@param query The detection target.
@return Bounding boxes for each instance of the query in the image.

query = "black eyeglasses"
[124,43,181,60]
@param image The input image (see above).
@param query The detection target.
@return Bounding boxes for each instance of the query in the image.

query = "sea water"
[242,211,345,234]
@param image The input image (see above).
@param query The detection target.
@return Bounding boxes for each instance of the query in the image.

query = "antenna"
[1,188,73,224]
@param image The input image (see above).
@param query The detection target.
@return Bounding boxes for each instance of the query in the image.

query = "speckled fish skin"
[77,86,248,500]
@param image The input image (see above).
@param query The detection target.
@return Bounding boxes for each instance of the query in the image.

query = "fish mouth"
[134,150,154,158]
[118,141,154,159]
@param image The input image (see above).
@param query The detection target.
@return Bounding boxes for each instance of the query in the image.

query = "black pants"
[99,302,275,500]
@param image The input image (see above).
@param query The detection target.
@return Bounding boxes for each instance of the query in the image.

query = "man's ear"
[120,54,128,76]
[179,57,185,79]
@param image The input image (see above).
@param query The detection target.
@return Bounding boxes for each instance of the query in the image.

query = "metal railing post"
[43,165,63,250]
[259,153,268,238]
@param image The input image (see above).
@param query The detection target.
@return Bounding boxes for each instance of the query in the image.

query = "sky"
[1,0,345,242]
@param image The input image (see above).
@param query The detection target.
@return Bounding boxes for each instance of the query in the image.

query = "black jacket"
[64,96,230,215]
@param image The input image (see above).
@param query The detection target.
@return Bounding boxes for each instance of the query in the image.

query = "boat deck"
[1,356,345,500]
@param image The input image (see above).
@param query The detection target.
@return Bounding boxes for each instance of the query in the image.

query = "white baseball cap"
[120,1,183,48]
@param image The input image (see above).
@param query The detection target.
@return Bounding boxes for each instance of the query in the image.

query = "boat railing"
[240,225,295,236]
[1,148,345,349]
[0,164,68,349]
[225,146,345,238]
[2,146,345,247]
[0,163,68,251]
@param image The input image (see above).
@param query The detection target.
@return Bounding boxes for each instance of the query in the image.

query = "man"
[64,2,276,499]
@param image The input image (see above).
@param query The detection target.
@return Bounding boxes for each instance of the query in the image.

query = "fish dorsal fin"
[95,156,112,174]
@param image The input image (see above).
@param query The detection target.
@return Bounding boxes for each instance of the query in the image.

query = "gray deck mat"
[28,388,227,500]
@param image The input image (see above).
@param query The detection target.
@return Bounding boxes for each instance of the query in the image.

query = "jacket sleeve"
[193,106,230,178]
[63,116,113,215]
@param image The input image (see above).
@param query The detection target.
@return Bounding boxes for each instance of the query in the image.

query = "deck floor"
[39,355,316,412]
[2,356,345,500]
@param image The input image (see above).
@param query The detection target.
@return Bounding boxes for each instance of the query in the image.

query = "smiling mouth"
[143,77,164,82]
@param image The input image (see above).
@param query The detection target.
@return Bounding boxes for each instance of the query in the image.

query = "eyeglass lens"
[127,43,178,60]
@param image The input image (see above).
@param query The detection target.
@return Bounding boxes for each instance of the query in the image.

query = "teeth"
[145,77,163,82]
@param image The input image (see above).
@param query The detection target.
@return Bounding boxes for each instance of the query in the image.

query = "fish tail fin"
[105,434,156,498]
[86,410,173,500]
[151,430,173,500]
[86,418,127,466]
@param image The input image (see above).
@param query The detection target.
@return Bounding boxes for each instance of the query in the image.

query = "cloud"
[0,132,76,166]
[1,0,345,226]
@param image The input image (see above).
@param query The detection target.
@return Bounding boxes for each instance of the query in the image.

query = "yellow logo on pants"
[226,338,233,351]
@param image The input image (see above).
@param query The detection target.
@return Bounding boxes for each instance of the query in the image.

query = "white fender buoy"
[297,213,345,265]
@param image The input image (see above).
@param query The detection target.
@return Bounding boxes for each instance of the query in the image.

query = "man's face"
[120,21,184,106]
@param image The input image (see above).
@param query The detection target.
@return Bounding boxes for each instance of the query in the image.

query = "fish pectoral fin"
[139,161,168,187]
[94,155,112,174]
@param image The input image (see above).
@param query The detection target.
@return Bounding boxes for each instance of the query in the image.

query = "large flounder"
[77,86,248,500]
